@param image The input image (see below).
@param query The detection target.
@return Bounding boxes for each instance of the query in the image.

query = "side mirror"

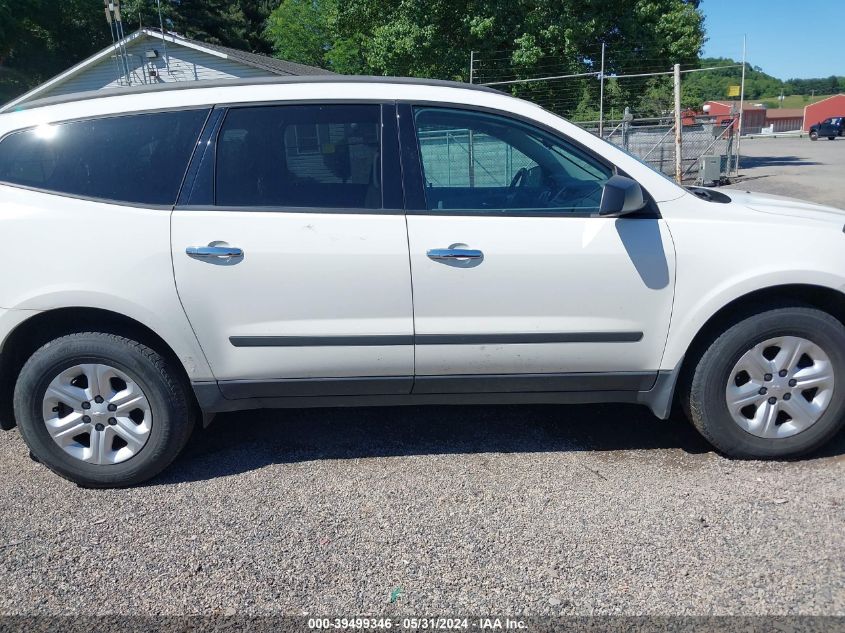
[599,175,646,216]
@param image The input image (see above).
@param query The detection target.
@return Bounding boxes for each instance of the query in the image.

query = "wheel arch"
[671,283,845,411]
[0,307,202,430]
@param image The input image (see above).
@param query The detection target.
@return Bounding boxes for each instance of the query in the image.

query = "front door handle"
[427,248,484,261]
[186,245,243,259]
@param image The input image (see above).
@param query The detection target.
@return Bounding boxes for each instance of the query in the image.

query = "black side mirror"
[599,175,646,216]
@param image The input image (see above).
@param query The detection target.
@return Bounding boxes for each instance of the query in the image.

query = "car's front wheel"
[13,332,194,487]
[686,307,845,458]
[809,130,819,140]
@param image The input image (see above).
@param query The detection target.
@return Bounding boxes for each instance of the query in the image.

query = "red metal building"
[764,108,804,133]
[803,94,845,132]
[703,101,767,134]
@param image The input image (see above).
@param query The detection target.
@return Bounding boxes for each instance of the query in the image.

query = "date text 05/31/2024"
[307,617,528,630]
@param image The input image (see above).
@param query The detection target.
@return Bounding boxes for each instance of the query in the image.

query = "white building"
[1,28,332,112]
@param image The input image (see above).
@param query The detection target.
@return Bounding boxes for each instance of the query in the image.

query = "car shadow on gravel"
[148,404,845,485]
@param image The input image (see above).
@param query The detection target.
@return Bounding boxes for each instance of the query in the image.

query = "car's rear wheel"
[810,131,818,140]
[13,332,194,487]
[686,307,845,458]
[828,136,836,140]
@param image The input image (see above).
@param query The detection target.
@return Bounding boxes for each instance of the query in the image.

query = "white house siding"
[43,35,271,99]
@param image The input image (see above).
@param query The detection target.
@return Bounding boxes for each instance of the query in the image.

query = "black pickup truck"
[809,116,844,140]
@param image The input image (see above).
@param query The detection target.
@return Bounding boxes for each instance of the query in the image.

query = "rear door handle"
[427,248,483,260]
[186,245,243,259]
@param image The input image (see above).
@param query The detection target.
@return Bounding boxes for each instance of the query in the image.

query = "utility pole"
[735,35,746,176]
[598,42,606,138]
[469,51,474,84]
[673,63,682,184]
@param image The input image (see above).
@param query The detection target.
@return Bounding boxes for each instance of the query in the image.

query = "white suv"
[1,77,843,487]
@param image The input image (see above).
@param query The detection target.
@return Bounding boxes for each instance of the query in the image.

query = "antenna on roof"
[156,0,171,74]
[103,0,124,86]
[104,0,133,86]
[113,0,131,80]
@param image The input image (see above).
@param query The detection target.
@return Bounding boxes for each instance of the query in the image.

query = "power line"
[480,64,744,86]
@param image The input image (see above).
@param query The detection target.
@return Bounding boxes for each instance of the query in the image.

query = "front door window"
[414,107,612,215]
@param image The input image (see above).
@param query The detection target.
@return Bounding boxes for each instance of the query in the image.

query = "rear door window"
[0,109,209,206]
[214,104,382,209]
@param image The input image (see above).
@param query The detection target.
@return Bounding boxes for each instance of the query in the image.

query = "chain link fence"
[472,49,743,184]
[578,115,737,183]
[417,129,542,188]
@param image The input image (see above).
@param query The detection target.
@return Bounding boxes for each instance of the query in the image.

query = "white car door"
[172,103,414,398]
[400,105,676,393]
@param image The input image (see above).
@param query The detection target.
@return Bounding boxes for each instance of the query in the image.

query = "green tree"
[265,0,706,118]
[167,0,250,49]
[265,0,330,67]
[0,0,111,103]
[123,1,277,52]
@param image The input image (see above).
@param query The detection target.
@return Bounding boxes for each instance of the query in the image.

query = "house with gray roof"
[1,28,332,112]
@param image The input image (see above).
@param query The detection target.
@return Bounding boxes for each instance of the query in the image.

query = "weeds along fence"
[470,46,744,183]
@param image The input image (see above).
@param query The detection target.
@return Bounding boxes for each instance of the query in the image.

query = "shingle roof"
[187,37,335,76]
[0,28,335,113]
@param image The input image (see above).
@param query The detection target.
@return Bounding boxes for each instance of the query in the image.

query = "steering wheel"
[508,167,529,190]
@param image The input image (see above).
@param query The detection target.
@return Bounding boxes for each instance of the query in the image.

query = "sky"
[700,0,843,80]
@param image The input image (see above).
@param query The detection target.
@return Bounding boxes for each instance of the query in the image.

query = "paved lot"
[0,136,844,619]
[725,135,845,208]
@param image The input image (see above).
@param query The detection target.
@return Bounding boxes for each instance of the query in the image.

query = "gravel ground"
[1,134,844,620]
[0,405,843,616]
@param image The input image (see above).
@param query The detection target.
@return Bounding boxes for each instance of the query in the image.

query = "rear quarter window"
[0,109,209,206]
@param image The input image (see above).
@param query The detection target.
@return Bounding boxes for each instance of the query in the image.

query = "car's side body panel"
[171,209,415,382]
[659,194,845,370]
[396,102,677,383]
[0,185,214,380]
[405,214,676,378]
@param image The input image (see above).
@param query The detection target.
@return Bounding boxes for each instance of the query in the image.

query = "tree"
[123,1,277,52]
[680,58,844,106]
[265,0,706,118]
[265,0,330,67]
[0,0,111,103]
[166,0,250,49]
[121,0,177,31]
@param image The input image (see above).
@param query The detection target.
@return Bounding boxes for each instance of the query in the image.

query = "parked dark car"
[809,116,844,140]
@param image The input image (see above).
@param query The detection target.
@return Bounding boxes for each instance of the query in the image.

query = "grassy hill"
[757,94,839,109]
[682,58,844,108]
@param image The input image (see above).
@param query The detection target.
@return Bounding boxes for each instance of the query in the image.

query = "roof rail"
[7,75,504,113]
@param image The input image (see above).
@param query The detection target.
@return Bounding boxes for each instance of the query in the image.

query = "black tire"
[686,307,845,459]
[828,136,836,141]
[810,131,818,140]
[13,332,194,487]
